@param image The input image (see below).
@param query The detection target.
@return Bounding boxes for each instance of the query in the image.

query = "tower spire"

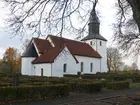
[81,1,107,41]
[88,3,100,35]
[89,3,99,24]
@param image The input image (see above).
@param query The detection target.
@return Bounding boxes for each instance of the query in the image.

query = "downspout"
[100,59,101,72]
[96,39,98,51]
[51,63,52,77]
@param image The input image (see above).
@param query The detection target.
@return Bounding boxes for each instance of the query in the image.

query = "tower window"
[81,62,84,72]
[100,41,102,46]
[63,64,67,72]
[90,41,93,45]
[90,63,93,72]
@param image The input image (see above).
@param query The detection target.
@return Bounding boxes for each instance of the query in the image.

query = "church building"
[21,8,108,77]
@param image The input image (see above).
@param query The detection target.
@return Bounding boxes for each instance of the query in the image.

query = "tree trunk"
[126,0,140,32]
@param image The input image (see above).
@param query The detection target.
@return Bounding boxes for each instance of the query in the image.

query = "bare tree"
[107,47,122,72]
[3,0,99,39]
[118,61,125,71]
[123,65,132,71]
[3,0,140,56]
[131,62,138,70]
[115,0,140,56]
[21,39,30,51]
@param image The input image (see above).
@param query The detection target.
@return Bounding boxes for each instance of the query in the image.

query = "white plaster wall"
[52,47,78,77]
[52,46,102,77]
[75,56,101,74]
[83,39,97,50]
[33,63,51,76]
[96,40,108,72]
[84,39,108,72]
[21,57,35,75]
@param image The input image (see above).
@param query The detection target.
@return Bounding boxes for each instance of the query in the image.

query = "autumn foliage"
[3,47,21,73]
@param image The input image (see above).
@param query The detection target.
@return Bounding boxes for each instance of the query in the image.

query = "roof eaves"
[32,61,52,64]
[81,35,107,41]
[74,54,102,58]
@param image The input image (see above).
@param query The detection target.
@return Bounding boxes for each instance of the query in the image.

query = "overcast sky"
[0,0,136,67]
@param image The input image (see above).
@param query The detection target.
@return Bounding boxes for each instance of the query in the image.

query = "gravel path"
[12,88,140,105]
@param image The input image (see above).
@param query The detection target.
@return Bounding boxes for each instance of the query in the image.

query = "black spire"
[88,7,100,35]
[81,4,107,41]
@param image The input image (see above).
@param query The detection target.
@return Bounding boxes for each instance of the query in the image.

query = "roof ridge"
[48,35,100,54]
[48,35,87,44]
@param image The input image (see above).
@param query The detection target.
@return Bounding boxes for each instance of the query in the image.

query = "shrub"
[19,76,69,84]
[64,74,79,78]
[20,82,52,86]
[100,79,108,87]
[77,72,81,76]
[77,82,102,93]
[106,81,129,90]
[0,84,69,102]
[68,82,102,93]
[68,82,78,92]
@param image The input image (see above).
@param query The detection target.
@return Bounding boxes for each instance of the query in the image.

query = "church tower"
[81,6,108,72]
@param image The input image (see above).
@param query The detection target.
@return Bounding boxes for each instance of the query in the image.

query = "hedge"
[0,83,12,87]
[19,76,69,84]
[68,82,78,92]
[20,82,52,86]
[0,84,69,102]
[19,77,94,85]
[77,82,102,93]
[64,73,140,82]
[106,81,129,90]
[68,82,102,93]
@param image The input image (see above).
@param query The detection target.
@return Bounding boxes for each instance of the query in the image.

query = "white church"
[21,8,108,77]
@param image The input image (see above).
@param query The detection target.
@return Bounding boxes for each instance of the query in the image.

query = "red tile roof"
[32,35,101,64]
[50,35,101,58]
[33,38,52,54]
[32,45,64,63]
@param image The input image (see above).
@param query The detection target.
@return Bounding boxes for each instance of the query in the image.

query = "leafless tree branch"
[3,0,99,39]
[114,0,140,57]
